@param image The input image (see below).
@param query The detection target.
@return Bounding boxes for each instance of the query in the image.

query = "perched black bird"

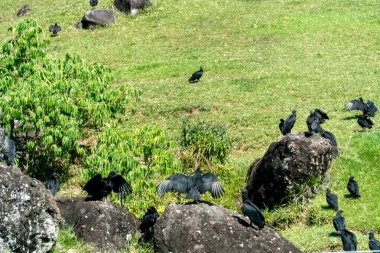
[306,108,329,132]
[83,171,132,205]
[45,173,59,196]
[357,114,374,129]
[345,97,378,117]
[332,210,346,233]
[139,206,159,243]
[49,23,61,36]
[326,188,339,211]
[369,232,380,251]
[340,229,357,251]
[188,67,203,83]
[321,130,337,146]
[279,110,296,135]
[241,189,265,229]
[347,176,360,198]
[90,0,98,7]
[16,4,30,17]
[156,167,224,201]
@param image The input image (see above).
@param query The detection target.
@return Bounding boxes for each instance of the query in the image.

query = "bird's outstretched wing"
[156,173,189,194]
[345,99,366,112]
[199,173,224,198]
[108,173,133,198]
[315,108,329,120]
[83,173,103,195]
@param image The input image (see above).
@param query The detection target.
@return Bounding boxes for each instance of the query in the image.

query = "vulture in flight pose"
[156,167,224,201]
[345,97,378,117]
[49,23,61,36]
[241,189,265,230]
[83,170,132,205]
[279,110,296,135]
[188,67,203,83]
[347,176,360,198]
[326,188,339,211]
[45,173,59,196]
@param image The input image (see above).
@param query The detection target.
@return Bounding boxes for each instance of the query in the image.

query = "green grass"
[1,0,380,252]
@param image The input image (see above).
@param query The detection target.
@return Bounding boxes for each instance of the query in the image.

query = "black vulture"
[90,0,98,7]
[49,23,61,36]
[241,189,265,229]
[340,229,357,251]
[16,4,30,17]
[156,167,224,202]
[188,67,203,83]
[306,108,329,132]
[45,173,59,196]
[369,232,380,251]
[321,130,337,147]
[279,110,296,135]
[347,176,360,198]
[139,206,159,243]
[326,188,339,211]
[332,210,346,233]
[83,171,132,205]
[357,115,374,129]
[346,97,378,117]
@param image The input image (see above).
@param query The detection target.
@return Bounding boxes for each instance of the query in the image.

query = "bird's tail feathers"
[186,188,201,201]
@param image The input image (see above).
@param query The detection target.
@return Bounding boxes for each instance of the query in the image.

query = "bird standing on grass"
[49,23,61,36]
[347,176,360,198]
[279,110,297,135]
[241,189,265,230]
[156,167,224,202]
[369,232,380,251]
[139,206,159,243]
[340,229,357,251]
[188,67,203,83]
[332,210,346,233]
[345,97,378,117]
[90,0,98,7]
[45,173,59,196]
[326,188,339,211]
[357,114,374,129]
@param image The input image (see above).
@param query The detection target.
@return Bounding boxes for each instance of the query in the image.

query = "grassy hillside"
[1,0,379,252]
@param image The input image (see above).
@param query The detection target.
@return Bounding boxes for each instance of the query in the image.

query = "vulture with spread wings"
[156,167,224,201]
[345,97,378,117]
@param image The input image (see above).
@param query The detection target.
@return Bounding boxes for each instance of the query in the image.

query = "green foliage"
[0,19,140,175]
[180,119,232,167]
[83,123,181,214]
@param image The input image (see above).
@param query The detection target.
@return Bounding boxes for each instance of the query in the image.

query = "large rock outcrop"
[154,203,301,253]
[0,165,61,252]
[246,133,338,209]
[56,197,140,252]
[114,0,150,15]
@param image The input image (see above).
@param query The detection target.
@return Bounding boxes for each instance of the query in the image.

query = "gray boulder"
[79,9,115,29]
[246,133,338,209]
[0,165,61,253]
[56,197,140,252]
[154,203,301,253]
[114,0,150,15]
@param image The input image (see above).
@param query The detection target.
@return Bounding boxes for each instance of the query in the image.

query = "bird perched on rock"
[345,97,378,117]
[83,170,132,205]
[139,206,159,243]
[321,130,337,146]
[306,108,329,132]
[332,210,346,233]
[241,189,265,230]
[369,232,380,251]
[90,0,98,7]
[357,114,373,129]
[188,67,203,83]
[49,23,61,36]
[156,167,224,202]
[45,173,59,196]
[347,176,360,198]
[341,229,357,251]
[279,110,296,135]
[326,188,339,211]
[16,4,30,17]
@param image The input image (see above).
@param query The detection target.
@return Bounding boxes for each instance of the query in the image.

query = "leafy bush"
[0,19,140,175]
[180,119,232,167]
[83,123,181,214]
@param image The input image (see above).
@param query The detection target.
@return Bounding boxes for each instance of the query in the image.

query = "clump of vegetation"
[0,19,139,176]
[180,119,232,167]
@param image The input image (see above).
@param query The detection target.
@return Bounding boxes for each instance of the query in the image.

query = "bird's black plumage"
[156,167,224,201]
[340,229,357,251]
[369,232,380,251]
[306,108,329,133]
[45,173,59,196]
[347,176,360,198]
[188,67,203,83]
[139,206,159,242]
[83,171,132,203]
[17,4,30,17]
[326,188,339,211]
[279,110,296,135]
[357,114,374,129]
[49,23,61,36]
[321,130,337,146]
[332,210,346,233]
[241,189,265,230]
[346,97,378,117]
[90,0,98,7]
